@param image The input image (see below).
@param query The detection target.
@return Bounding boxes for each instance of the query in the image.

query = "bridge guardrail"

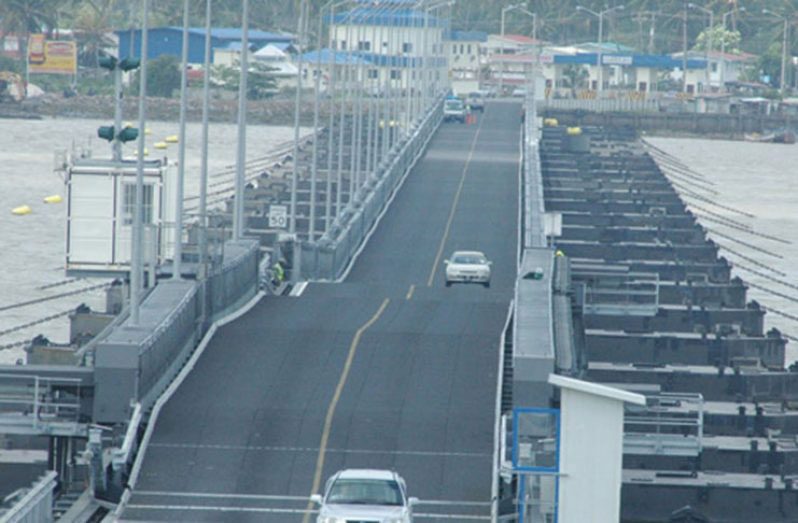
[298,94,445,281]
[0,471,58,523]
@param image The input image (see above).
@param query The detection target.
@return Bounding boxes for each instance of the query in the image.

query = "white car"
[312,469,418,523]
[444,250,492,287]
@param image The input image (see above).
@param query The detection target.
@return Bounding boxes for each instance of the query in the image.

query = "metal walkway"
[121,102,521,522]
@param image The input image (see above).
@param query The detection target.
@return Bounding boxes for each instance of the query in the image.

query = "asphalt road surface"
[122,100,522,522]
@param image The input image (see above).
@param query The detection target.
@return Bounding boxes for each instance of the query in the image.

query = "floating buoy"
[165,135,178,143]
[12,205,32,215]
[43,194,62,204]
[144,127,152,136]
[566,126,582,136]
[154,142,168,150]
[544,118,559,127]
[123,121,133,128]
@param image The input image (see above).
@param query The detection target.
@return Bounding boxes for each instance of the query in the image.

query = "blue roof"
[181,27,294,41]
[447,30,488,42]
[300,48,446,68]
[332,7,446,28]
[553,53,706,69]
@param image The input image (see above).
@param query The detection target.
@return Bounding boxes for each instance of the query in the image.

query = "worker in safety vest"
[272,260,285,286]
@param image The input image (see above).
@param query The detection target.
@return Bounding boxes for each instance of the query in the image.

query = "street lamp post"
[576,5,624,94]
[688,3,714,92]
[763,9,790,97]
[720,7,745,89]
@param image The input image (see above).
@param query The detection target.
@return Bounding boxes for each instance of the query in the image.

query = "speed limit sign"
[269,205,288,229]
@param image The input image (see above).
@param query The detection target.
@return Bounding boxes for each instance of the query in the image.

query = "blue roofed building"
[115,27,295,65]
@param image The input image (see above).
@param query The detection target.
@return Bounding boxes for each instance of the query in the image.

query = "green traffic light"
[117,127,139,143]
[119,57,141,72]
[99,56,118,70]
[97,126,115,142]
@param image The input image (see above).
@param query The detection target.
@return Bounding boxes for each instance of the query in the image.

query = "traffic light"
[99,56,118,70]
[97,125,115,141]
[117,127,139,143]
[119,57,141,72]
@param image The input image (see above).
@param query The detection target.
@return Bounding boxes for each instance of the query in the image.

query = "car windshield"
[469,93,482,98]
[326,479,404,506]
[452,254,486,265]
[445,100,463,110]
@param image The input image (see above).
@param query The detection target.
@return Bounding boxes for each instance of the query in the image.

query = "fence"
[0,471,58,523]
[540,98,661,113]
[297,95,444,281]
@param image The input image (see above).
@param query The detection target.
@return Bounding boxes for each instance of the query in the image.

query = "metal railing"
[539,98,661,113]
[0,373,87,437]
[624,392,704,456]
[297,94,445,281]
[0,471,58,523]
[573,268,660,316]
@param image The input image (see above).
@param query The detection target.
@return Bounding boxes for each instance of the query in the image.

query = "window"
[402,42,412,53]
[340,40,347,50]
[460,44,464,54]
[467,44,472,54]
[452,44,456,54]
[122,183,153,226]
[711,62,718,73]
[390,69,401,80]
[358,40,371,51]
[383,41,389,49]
[368,68,379,79]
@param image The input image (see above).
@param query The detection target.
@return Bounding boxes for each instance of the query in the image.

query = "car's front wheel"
[445,280,452,287]
[483,281,490,288]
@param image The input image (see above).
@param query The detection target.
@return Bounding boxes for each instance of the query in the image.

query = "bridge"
[118,101,521,522]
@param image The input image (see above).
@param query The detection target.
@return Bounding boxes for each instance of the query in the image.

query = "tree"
[73,0,116,68]
[693,25,741,54]
[212,61,278,100]
[0,0,59,73]
[562,64,589,96]
[131,55,181,98]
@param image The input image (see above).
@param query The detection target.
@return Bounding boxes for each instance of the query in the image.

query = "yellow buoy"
[43,194,63,204]
[566,126,582,136]
[165,135,179,143]
[544,118,559,127]
[123,121,133,128]
[154,142,168,150]
[144,127,152,136]
[12,205,32,215]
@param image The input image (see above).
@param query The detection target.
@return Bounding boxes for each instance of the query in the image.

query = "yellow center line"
[426,115,486,287]
[405,284,416,300]
[302,298,391,522]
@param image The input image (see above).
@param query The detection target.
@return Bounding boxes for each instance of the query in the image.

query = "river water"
[0,117,297,364]
[0,122,796,365]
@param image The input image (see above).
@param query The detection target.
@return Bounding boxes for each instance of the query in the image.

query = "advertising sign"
[29,36,77,75]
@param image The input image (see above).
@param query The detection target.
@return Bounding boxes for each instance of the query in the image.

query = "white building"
[327,4,448,92]
[671,50,757,92]
[445,30,487,95]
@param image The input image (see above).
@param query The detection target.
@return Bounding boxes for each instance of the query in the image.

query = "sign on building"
[28,35,77,75]
[602,55,633,66]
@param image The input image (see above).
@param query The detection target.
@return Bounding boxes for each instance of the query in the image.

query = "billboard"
[28,35,77,75]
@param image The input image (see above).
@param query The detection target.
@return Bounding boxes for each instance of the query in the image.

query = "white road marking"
[289,281,308,296]
[148,442,491,459]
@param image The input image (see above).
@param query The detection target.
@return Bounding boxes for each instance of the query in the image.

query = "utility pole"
[576,5,624,95]
[763,10,790,97]
[233,0,249,240]
[173,0,189,280]
[198,0,211,284]
[688,3,713,92]
[682,2,688,93]
[131,0,149,326]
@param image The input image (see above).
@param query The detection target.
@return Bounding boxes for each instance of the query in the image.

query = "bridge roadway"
[121,101,521,522]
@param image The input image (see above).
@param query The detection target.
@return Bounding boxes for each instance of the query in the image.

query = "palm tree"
[73,1,116,68]
[0,0,59,75]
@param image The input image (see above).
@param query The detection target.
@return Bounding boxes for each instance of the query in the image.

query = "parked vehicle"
[466,91,485,112]
[312,469,418,523]
[511,87,527,98]
[443,97,467,123]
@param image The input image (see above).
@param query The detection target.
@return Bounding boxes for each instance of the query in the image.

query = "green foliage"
[694,25,741,53]
[212,61,278,100]
[0,55,22,74]
[131,55,181,98]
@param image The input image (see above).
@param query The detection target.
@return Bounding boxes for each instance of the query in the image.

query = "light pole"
[720,7,745,89]
[130,0,149,326]
[499,2,526,95]
[576,5,624,94]
[173,0,189,280]
[688,3,714,92]
[763,9,790,97]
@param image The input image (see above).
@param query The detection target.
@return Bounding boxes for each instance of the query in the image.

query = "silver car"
[312,469,418,523]
[444,250,492,287]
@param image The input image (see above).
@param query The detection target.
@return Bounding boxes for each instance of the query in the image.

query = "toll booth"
[65,157,176,277]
